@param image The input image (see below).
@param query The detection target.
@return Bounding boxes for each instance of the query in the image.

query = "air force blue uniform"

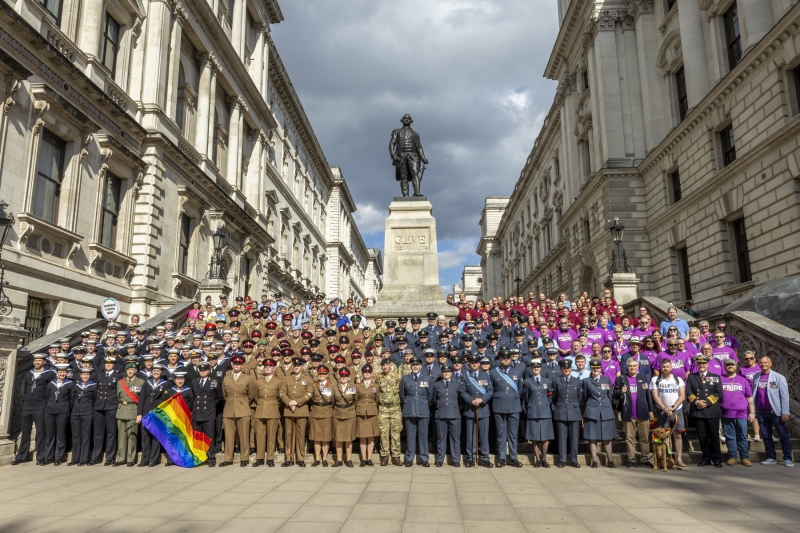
[400,373,433,464]
[459,369,493,464]
[490,364,525,463]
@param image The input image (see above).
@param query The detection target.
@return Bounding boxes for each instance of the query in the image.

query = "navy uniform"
[399,357,433,466]
[521,362,554,467]
[170,370,195,410]
[92,356,122,465]
[209,354,230,456]
[459,355,494,467]
[191,362,222,466]
[582,361,618,467]
[13,355,55,465]
[69,368,97,465]
[432,364,461,466]
[552,360,583,467]
[685,354,723,466]
[489,351,524,467]
[137,365,172,466]
[43,364,74,465]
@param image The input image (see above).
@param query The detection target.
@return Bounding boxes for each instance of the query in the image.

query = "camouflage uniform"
[377,371,402,460]
[398,362,413,377]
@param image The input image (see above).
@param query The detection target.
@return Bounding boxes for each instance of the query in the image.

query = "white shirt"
[650,374,685,410]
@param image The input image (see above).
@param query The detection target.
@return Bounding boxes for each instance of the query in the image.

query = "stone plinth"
[0,315,27,465]
[364,199,456,325]
[604,273,640,306]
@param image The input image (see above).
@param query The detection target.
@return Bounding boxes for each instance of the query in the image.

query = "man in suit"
[552,359,583,467]
[399,357,433,466]
[489,351,525,467]
[459,354,494,468]
[432,364,462,467]
[686,354,724,467]
[389,114,428,197]
[191,361,222,466]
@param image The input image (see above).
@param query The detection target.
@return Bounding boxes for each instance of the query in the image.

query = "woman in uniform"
[309,365,334,466]
[332,367,357,467]
[521,360,553,467]
[43,363,74,465]
[69,367,96,466]
[162,349,184,382]
[252,359,282,467]
[582,359,617,468]
[355,364,380,466]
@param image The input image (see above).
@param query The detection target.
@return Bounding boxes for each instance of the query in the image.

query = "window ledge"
[88,242,136,283]
[722,280,754,296]
[173,272,200,299]
[17,212,83,267]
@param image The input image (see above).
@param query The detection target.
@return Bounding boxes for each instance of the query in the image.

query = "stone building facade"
[0,0,377,340]
[478,0,800,313]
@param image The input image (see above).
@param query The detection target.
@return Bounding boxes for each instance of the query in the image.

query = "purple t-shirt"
[627,376,639,420]
[654,352,689,380]
[585,327,606,345]
[721,374,752,419]
[739,365,760,382]
[610,339,629,360]
[601,359,621,382]
[711,345,738,363]
[756,373,771,410]
[554,329,577,352]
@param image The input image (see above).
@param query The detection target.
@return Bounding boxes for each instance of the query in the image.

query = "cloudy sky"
[271,0,560,295]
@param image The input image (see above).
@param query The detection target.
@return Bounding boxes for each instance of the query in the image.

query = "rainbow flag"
[141,394,210,468]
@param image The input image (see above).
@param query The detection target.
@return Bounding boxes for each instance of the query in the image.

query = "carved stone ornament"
[3,79,22,115]
[79,134,92,163]
[628,0,654,19]
[97,148,113,181]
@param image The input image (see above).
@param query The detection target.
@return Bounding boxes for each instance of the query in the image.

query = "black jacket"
[613,374,653,422]
[686,372,723,419]
[137,379,172,416]
[19,369,56,412]
[191,377,222,422]
[70,381,97,418]
[93,370,121,411]
[44,380,74,415]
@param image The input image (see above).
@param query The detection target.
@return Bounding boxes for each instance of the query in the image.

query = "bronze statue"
[389,114,428,197]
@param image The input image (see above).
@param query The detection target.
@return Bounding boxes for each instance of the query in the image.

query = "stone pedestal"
[604,273,640,306]
[0,315,28,465]
[198,279,232,305]
[364,198,456,325]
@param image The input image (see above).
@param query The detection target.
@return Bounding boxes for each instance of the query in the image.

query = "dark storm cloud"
[272,0,559,285]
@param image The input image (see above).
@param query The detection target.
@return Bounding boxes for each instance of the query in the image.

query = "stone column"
[677,0,710,108]
[0,316,28,465]
[604,273,640,306]
[78,0,104,58]
[164,7,185,122]
[194,53,213,157]
[632,0,666,152]
[206,68,218,158]
[593,16,626,162]
[226,97,243,188]
[140,0,171,108]
[231,0,245,59]
[739,0,773,52]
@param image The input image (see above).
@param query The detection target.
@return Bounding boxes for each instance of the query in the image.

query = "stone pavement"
[0,461,798,533]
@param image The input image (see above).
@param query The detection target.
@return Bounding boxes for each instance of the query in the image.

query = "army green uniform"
[377,371,403,460]
[116,376,144,464]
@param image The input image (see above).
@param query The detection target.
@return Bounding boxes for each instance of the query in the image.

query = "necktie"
[536,378,540,385]
[201,379,206,387]
[473,372,477,380]
[445,381,449,389]
[414,373,418,382]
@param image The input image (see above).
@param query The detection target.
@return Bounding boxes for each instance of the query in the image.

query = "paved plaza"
[0,462,798,533]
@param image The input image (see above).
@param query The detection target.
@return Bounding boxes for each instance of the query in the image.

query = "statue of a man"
[389,114,428,197]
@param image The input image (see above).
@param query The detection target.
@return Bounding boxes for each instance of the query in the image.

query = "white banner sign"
[101,298,121,321]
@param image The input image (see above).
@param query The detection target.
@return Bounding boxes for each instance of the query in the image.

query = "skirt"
[333,417,357,442]
[309,416,332,442]
[583,418,617,441]
[356,415,380,438]
[524,418,554,442]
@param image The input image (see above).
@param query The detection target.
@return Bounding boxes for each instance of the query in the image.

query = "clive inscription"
[392,228,430,251]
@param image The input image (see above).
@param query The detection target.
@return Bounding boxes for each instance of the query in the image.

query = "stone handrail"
[623,296,696,325]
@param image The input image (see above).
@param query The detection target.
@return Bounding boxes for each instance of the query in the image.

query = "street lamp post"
[608,217,632,274]
[0,203,15,315]
[514,263,522,299]
[208,229,226,279]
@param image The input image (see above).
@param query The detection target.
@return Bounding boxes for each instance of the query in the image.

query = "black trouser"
[43,412,69,463]
[556,420,580,464]
[70,415,93,464]
[16,409,45,462]
[193,419,216,459]
[694,417,722,464]
[214,409,224,455]
[92,409,117,463]
[463,415,490,462]
[140,426,162,465]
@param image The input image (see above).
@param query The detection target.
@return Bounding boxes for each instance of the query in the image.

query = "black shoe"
[366,459,374,466]
[137,463,147,467]
[253,459,264,467]
[267,460,275,467]
[421,462,430,467]
[642,461,653,468]
[277,448,285,454]
[209,459,216,467]
[453,462,460,467]
[53,461,61,466]
[404,461,412,467]
[104,461,113,466]
[481,460,494,468]
[495,459,505,468]
[510,460,523,468]
[250,447,256,455]
[360,460,367,467]
[541,461,550,468]
[148,463,156,467]
[533,459,540,468]
[591,460,598,468]
[67,461,77,466]
[698,460,709,467]
[87,461,96,466]
[333,461,343,467]
[626,461,636,468]
[572,463,580,468]
[713,462,722,468]
[607,462,616,468]
[557,462,565,468]
[218,461,232,467]
[112,462,123,467]
[165,459,174,467]
[282,462,292,467]
[311,461,320,467]
[322,461,328,467]
[435,462,443,467]
[345,460,354,468]
[234,446,240,454]
[297,461,306,467]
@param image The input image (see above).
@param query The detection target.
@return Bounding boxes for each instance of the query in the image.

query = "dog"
[651,427,679,472]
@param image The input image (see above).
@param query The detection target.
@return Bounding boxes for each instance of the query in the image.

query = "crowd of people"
[12,289,794,470]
